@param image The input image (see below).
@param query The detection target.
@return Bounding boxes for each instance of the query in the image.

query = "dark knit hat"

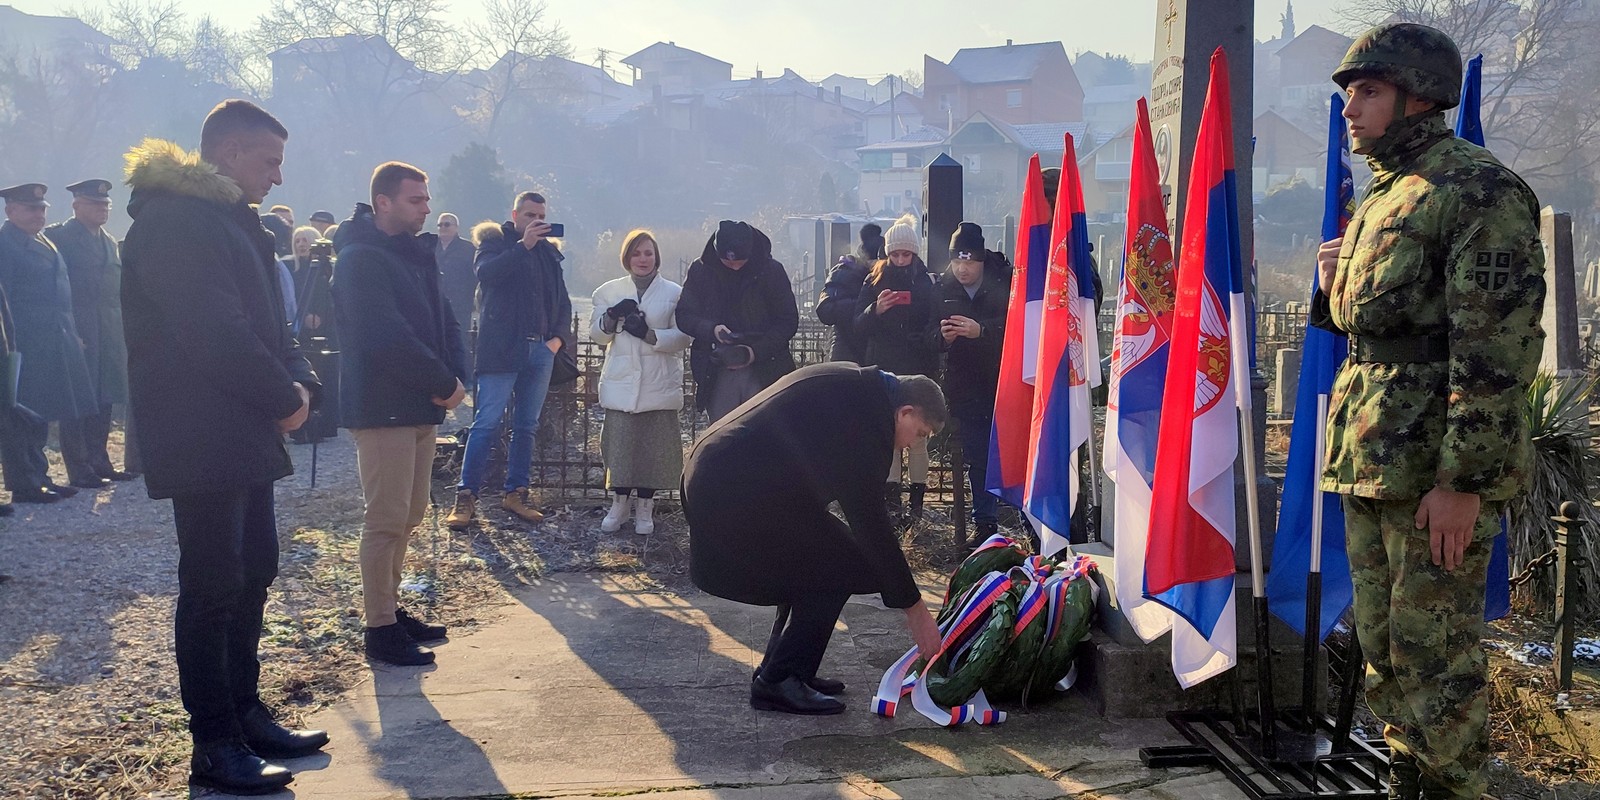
[950,222,986,262]
[714,219,754,261]
[860,222,885,260]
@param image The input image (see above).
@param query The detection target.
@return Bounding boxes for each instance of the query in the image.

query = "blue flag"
[1455,53,1513,622]
[1266,94,1354,641]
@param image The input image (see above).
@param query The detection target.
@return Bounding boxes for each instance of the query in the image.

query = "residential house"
[922,40,1085,128]
[940,112,1085,220]
[1271,25,1354,129]
[864,91,925,146]
[856,126,946,216]
[622,42,732,94]
[0,4,114,62]
[819,73,899,105]
[1252,108,1323,196]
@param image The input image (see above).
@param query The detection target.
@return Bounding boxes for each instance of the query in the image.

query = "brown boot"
[445,490,476,530]
[502,487,544,522]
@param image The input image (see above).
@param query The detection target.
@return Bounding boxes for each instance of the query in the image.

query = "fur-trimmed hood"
[123,138,241,218]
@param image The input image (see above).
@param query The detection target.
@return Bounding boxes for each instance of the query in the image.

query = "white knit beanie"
[883,214,920,256]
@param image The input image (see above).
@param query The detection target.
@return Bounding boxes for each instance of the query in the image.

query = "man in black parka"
[683,363,946,715]
[121,101,328,794]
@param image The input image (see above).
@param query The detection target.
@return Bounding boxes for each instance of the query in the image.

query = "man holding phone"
[446,191,572,530]
[930,222,1010,541]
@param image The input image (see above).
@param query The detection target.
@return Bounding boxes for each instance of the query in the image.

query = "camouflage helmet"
[1332,23,1462,110]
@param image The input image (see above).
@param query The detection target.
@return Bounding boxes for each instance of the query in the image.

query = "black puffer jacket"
[675,227,798,410]
[814,252,870,363]
[853,256,938,377]
[120,139,320,499]
[332,205,468,429]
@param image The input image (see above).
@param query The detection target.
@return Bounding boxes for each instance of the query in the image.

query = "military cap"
[309,209,337,224]
[1333,23,1463,110]
[65,179,113,201]
[0,183,49,207]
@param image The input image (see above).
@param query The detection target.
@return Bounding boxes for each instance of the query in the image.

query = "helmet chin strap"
[1354,86,1435,158]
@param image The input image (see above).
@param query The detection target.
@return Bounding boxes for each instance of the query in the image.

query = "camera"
[310,239,334,259]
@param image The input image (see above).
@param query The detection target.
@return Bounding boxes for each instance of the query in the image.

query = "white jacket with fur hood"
[590,275,693,414]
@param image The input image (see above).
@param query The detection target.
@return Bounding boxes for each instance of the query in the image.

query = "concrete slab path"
[223,574,1245,799]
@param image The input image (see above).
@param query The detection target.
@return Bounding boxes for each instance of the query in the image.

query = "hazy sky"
[17,0,1351,80]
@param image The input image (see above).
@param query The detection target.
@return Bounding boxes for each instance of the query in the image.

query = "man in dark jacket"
[814,223,883,363]
[684,363,946,714]
[334,163,468,668]
[676,220,798,422]
[45,179,136,483]
[446,191,571,529]
[931,223,1010,541]
[434,212,476,332]
[0,280,46,514]
[121,100,328,794]
[0,182,97,497]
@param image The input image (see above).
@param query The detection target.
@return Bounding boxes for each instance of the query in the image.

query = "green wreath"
[924,587,1018,707]
[981,573,1051,701]
[1028,575,1095,695]
[940,539,1029,623]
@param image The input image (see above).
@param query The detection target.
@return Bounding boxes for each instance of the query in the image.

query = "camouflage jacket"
[1311,114,1545,503]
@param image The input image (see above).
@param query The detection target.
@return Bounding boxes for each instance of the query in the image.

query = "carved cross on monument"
[1164,0,1181,47]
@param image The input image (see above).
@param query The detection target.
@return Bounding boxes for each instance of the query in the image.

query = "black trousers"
[171,482,280,744]
[60,403,115,481]
[756,590,851,683]
[0,404,49,492]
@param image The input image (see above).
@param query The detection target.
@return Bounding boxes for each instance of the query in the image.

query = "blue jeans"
[459,340,556,494]
[955,406,999,526]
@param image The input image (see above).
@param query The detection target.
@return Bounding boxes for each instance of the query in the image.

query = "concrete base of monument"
[1073,542,1323,719]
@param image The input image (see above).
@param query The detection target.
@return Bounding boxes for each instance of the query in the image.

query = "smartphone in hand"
[941,298,961,319]
[544,223,565,238]
[889,290,913,307]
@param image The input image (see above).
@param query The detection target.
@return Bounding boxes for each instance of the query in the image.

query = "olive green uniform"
[1315,32,1546,797]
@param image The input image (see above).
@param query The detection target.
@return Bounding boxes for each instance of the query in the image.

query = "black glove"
[710,343,755,369]
[605,298,640,320]
[621,311,649,340]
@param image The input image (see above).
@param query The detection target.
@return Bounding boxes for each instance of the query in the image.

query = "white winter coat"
[591,275,693,413]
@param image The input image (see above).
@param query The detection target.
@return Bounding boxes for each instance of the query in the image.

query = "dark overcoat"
[0,221,96,420]
[45,218,128,404]
[854,256,939,377]
[120,139,320,499]
[683,363,920,610]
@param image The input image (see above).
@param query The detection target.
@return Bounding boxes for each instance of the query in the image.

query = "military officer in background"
[0,183,98,498]
[46,180,136,483]
[1313,24,1546,800]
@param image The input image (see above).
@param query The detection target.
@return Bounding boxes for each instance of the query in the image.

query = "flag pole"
[1230,301,1276,757]
[1301,394,1329,726]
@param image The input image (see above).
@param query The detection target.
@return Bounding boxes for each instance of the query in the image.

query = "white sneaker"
[634,497,655,536]
[601,493,631,532]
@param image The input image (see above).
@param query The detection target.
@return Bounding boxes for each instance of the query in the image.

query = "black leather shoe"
[189,739,292,795]
[101,470,139,482]
[751,674,845,715]
[364,622,435,666]
[806,675,845,696]
[0,502,12,516]
[69,476,111,490]
[396,607,446,642]
[12,487,60,504]
[45,482,78,498]
[240,703,329,759]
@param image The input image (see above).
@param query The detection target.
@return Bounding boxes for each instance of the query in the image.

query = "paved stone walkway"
[230,575,1245,799]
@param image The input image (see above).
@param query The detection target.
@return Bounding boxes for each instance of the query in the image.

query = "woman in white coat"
[592,230,693,534]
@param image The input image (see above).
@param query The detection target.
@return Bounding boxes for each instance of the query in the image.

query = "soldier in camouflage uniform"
[1311,23,1546,800]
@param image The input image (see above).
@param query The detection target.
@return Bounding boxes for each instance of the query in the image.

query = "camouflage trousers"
[1344,495,1501,800]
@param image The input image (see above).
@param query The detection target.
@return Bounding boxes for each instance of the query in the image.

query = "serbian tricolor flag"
[1105,98,1178,641]
[988,157,1053,508]
[1266,93,1354,642]
[1144,47,1244,688]
[1454,53,1513,622]
[1026,135,1101,557]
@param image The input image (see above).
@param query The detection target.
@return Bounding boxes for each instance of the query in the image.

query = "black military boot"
[1387,751,1422,800]
[189,739,292,795]
[907,483,927,521]
[239,703,329,759]
[885,482,902,521]
[396,607,447,643]
[975,522,998,545]
[364,622,435,666]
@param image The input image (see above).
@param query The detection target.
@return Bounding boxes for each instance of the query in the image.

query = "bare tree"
[65,0,189,67]
[1338,0,1600,191]
[251,0,467,72]
[461,0,574,139]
